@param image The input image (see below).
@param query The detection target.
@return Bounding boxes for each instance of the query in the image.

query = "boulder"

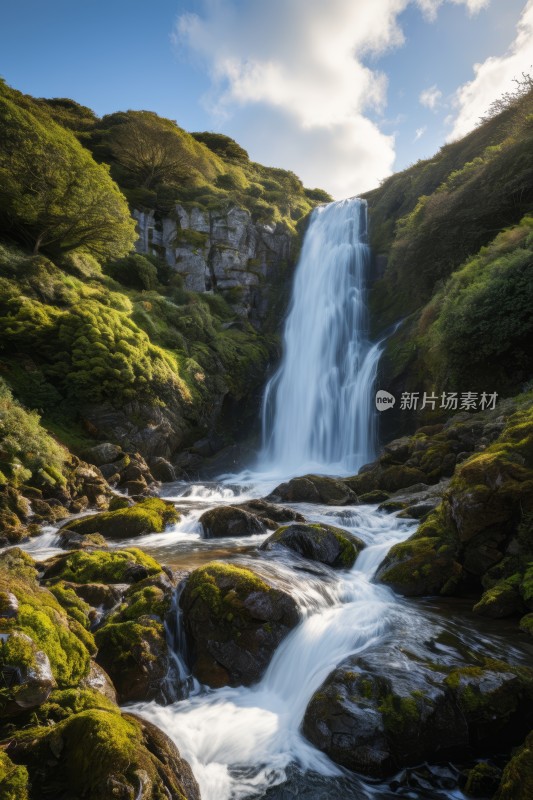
[41,548,163,585]
[94,572,175,703]
[82,442,124,467]
[3,701,200,800]
[149,457,176,482]
[303,638,533,778]
[261,523,365,569]
[180,561,300,687]
[60,497,179,540]
[494,730,533,800]
[199,505,266,538]
[268,474,357,505]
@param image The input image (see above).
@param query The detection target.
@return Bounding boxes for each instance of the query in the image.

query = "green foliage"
[0,82,136,259]
[192,131,250,162]
[366,87,533,316]
[104,253,159,291]
[0,751,29,800]
[425,216,533,391]
[0,378,66,487]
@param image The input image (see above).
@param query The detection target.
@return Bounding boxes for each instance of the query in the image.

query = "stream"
[20,474,533,800]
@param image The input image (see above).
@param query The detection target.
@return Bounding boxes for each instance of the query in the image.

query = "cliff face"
[134,205,292,327]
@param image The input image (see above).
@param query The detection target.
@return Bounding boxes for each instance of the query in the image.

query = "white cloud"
[173,0,492,197]
[419,85,443,110]
[417,0,489,21]
[448,0,533,140]
[414,125,427,140]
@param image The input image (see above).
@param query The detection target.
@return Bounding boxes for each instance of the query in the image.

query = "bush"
[105,253,159,291]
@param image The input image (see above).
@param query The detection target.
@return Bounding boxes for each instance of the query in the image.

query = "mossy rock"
[180,561,300,687]
[94,573,175,703]
[303,639,533,779]
[494,730,533,800]
[61,497,179,540]
[464,762,502,797]
[3,707,200,800]
[261,523,365,569]
[199,505,266,538]
[41,547,163,585]
[0,548,95,713]
[376,509,462,596]
[0,751,29,800]
[473,576,525,618]
[358,490,391,504]
[520,613,533,636]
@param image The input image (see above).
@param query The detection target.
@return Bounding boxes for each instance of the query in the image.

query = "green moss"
[0,552,92,686]
[62,497,179,539]
[108,584,170,623]
[186,561,270,618]
[494,730,533,800]
[378,692,420,737]
[49,581,92,628]
[43,547,162,584]
[0,751,29,800]
[94,618,164,667]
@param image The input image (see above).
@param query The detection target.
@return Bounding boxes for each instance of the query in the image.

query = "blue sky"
[1,0,532,197]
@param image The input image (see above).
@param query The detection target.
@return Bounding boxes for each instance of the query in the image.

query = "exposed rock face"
[180,561,300,687]
[135,204,292,325]
[303,635,533,778]
[261,523,365,569]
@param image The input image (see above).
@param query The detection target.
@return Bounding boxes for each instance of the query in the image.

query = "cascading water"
[261,197,381,475]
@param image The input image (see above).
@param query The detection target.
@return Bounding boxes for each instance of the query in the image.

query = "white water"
[132,509,416,800]
[261,198,381,476]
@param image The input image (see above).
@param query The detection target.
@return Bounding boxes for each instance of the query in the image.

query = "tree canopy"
[0,83,136,260]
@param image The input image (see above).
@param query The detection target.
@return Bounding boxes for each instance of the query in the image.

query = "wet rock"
[268,474,357,505]
[473,577,525,618]
[149,457,176,482]
[199,505,266,538]
[303,637,533,778]
[79,661,118,704]
[40,548,163,585]
[60,497,179,540]
[237,498,305,527]
[180,561,300,687]
[261,523,365,569]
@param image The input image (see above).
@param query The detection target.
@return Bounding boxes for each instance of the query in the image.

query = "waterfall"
[261,197,381,476]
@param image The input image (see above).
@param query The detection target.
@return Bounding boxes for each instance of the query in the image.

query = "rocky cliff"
[134,205,292,327]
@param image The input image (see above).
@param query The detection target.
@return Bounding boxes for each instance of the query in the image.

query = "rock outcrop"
[135,204,292,326]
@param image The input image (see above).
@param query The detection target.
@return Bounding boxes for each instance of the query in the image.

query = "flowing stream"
[12,199,532,798]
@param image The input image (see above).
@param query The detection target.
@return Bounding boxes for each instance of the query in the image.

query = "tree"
[0,85,137,259]
[107,112,191,189]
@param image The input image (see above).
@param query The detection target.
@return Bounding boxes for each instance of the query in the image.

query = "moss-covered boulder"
[494,730,533,800]
[3,701,200,800]
[463,762,502,797]
[0,548,94,717]
[0,751,29,800]
[303,637,533,778]
[94,572,175,703]
[180,561,300,687]
[199,505,266,538]
[236,498,305,527]
[260,523,365,569]
[377,400,533,608]
[267,474,357,505]
[41,547,163,584]
[61,497,179,540]
[375,507,462,596]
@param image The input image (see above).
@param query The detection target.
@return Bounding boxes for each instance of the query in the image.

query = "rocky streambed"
[2,398,533,799]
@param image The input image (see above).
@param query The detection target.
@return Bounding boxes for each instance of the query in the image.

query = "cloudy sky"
[1,0,532,198]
